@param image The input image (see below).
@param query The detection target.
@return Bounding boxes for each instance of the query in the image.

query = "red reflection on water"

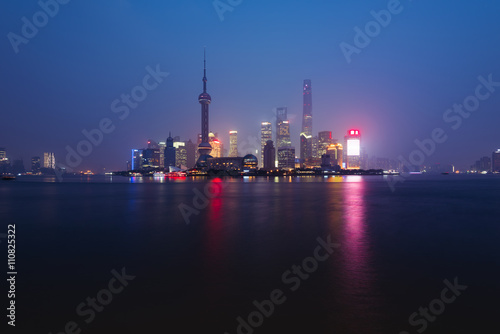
[201,180,230,302]
[343,177,366,265]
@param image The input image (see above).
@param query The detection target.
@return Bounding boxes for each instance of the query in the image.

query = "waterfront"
[1,174,499,333]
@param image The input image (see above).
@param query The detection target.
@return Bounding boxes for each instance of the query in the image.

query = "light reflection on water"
[2,174,499,332]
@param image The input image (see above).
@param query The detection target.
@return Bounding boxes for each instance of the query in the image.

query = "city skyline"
[2,1,500,172]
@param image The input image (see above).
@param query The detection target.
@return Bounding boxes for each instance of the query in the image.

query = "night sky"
[1,0,500,171]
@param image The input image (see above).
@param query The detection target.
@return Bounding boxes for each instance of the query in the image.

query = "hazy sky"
[1,0,500,171]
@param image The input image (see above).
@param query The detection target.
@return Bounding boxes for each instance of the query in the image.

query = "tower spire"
[203,47,207,93]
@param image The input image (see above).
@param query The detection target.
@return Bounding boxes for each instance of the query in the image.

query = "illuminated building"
[493,149,500,173]
[260,122,272,167]
[299,133,312,164]
[143,140,160,168]
[158,141,166,169]
[206,154,258,172]
[0,147,6,161]
[173,139,187,168]
[229,131,238,157]
[209,132,223,158]
[197,49,212,166]
[131,149,143,170]
[276,107,290,154]
[242,154,258,171]
[300,80,313,161]
[326,143,343,168]
[277,120,291,150]
[263,140,275,170]
[164,134,176,168]
[43,152,55,169]
[317,131,332,157]
[278,146,295,169]
[31,156,41,174]
[207,157,242,171]
[344,129,361,169]
[311,136,318,158]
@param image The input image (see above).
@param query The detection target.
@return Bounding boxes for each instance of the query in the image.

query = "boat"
[166,171,187,177]
[1,175,16,181]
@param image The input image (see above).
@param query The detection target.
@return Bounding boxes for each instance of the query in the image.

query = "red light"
[350,131,355,135]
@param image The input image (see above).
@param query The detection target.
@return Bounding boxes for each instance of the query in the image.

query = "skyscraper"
[263,140,275,170]
[31,156,41,174]
[131,149,143,170]
[278,147,295,169]
[158,141,166,169]
[43,152,55,169]
[260,122,272,167]
[493,149,500,173]
[326,143,343,168]
[275,107,288,159]
[197,49,212,166]
[300,80,313,162]
[344,129,361,169]
[173,138,187,168]
[164,134,176,168]
[185,139,196,168]
[318,131,332,157]
[229,131,238,157]
[276,107,291,155]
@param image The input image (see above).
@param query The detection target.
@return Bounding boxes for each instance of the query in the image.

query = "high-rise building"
[260,122,272,167]
[143,140,160,168]
[278,146,295,169]
[300,80,313,161]
[275,107,288,158]
[197,49,212,166]
[317,131,332,157]
[277,120,291,150]
[326,143,343,168]
[209,132,223,158]
[0,147,6,161]
[31,156,41,174]
[158,141,166,169]
[131,149,143,170]
[311,136,318,159]
[164,134,176,168]
[43,152,55,169]
[493,149,500,173]
[344,129,361,169]
[229,131,238,157]
[174,140,187,168]
[263,140,275,170]
[185,139,196,168]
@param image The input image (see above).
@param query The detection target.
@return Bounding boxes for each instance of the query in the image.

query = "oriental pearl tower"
[196,48,212,167]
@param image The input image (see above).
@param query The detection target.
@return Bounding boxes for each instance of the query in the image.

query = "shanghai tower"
[197,49,212,166]
[300,79,313,162]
